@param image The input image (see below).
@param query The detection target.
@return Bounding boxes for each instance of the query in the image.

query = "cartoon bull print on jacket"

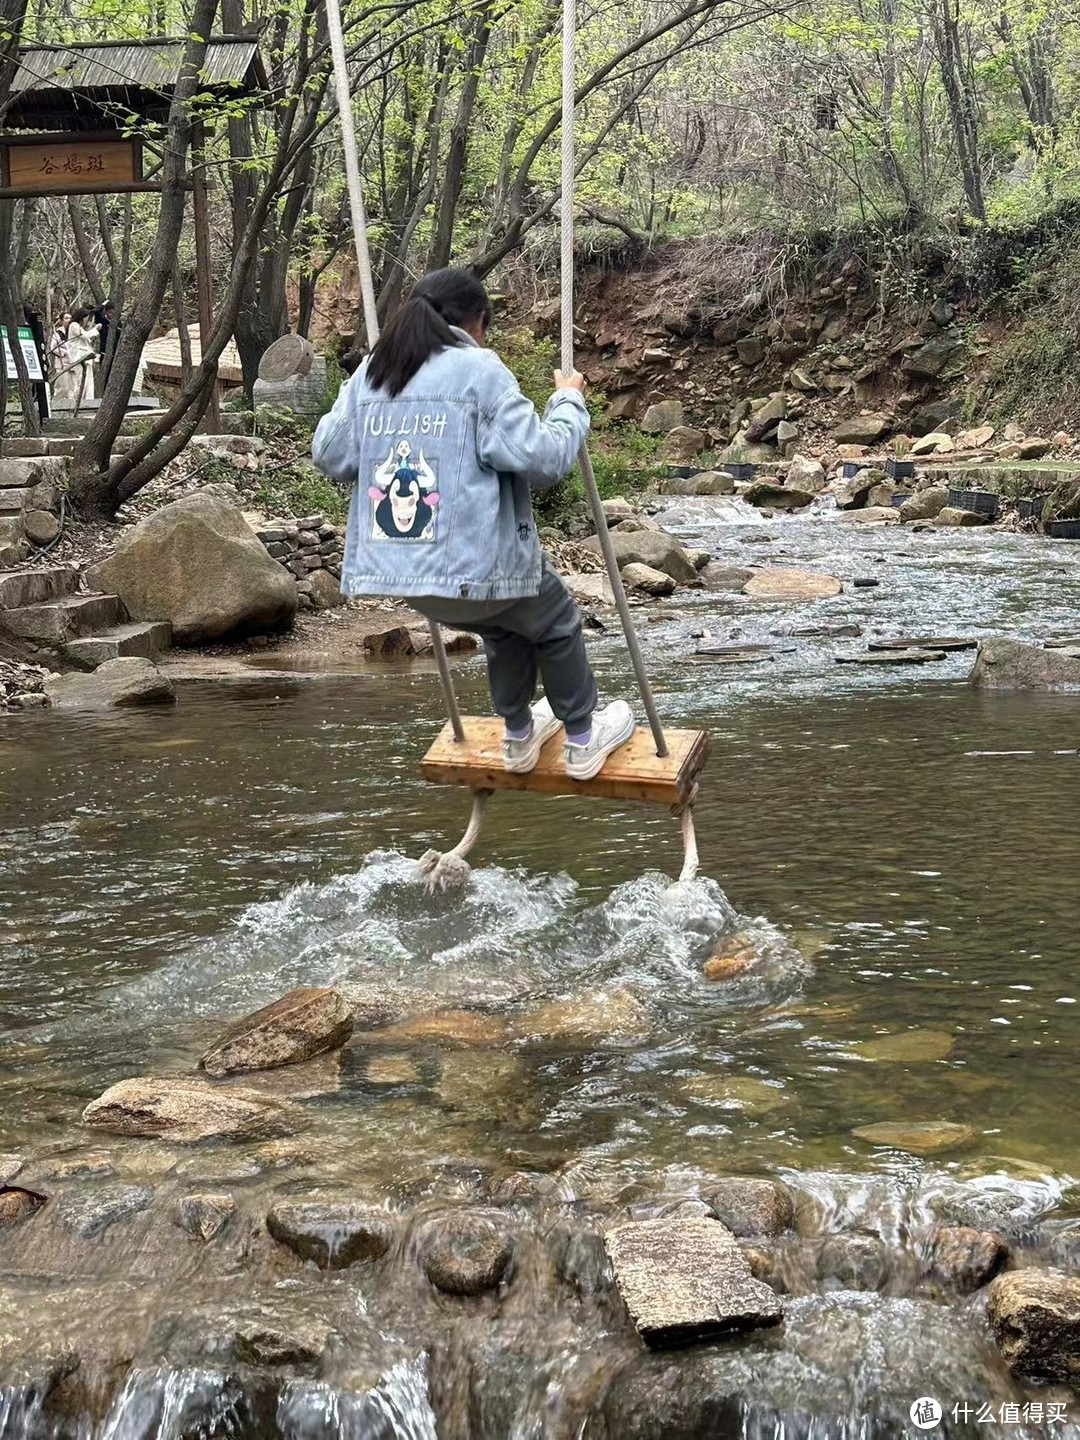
[369,441,440,541]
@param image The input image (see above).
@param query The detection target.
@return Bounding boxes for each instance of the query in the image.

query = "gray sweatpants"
[413,557,598,733]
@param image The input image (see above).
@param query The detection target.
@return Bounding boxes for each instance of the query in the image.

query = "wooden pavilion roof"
[5,35,268,131]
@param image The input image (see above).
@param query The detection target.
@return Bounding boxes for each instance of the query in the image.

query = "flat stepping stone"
[743,567,842,601]
[691,646,775,664]
[604,1216,783,1347]
[835,649,946,665]
[869,636,977,652]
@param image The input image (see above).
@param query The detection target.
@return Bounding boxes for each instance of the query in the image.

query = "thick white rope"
[325,0,473,884]
[559,0,668,759]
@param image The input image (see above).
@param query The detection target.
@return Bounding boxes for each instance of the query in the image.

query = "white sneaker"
[502,698,562,773]
[564,701,635,781]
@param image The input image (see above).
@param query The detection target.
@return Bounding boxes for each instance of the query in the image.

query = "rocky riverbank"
[2,976,1078,1437]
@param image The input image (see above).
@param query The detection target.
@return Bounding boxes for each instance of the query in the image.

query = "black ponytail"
[366,267,492,397]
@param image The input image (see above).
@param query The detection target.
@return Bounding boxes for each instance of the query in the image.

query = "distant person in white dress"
[64,307,101,407]
[48,313,77,408]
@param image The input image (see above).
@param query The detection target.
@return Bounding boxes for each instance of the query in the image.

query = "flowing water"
[1,505,1078,1438]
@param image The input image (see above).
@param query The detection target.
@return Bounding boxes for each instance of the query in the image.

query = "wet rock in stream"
[928,1225,1009,1294]
[418,1210,516,1296]
[266,1199,396,1269]
[82,1076,295,1143]
[0,1187,46,1229]
[200,985,354,1077]
[172,1192,237,1242]
[605,1217,783,1346]
[706,1179,794,1239]
[986,1270,1080,1382]
[56,1183,153,1239]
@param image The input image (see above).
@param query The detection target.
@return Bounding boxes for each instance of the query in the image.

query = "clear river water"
[1,503,1078,1438]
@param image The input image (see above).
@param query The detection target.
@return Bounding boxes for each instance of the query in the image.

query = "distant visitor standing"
[64,307,101,408]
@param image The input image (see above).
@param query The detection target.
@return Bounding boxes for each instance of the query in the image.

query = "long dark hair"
[367,268,491,397]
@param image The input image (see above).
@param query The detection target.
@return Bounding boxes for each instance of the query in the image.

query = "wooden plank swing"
[326,0,709,885]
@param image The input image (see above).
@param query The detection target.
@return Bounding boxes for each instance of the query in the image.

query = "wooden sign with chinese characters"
[0,134,145,198]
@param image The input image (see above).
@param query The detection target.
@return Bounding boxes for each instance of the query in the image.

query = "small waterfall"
[278,1359,438,1440]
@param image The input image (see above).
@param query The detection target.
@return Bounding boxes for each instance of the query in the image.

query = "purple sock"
[566,727,592,747]
[506,721,532,742]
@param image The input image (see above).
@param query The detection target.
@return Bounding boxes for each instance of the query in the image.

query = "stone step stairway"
[0,565,170,670]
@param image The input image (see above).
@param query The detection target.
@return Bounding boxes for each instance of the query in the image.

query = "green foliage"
[251,463,349,526]
[491,325,661,529]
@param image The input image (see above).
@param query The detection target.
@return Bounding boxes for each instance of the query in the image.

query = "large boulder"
[936,506,990,527]
[832,414,889,446]
[659,426,708,463]
[986,1271,1080,1381]
[969,637,1080,690]
[581,530,699,585]
[786,455,826,494]
[831,468,881,510]
[899,485,948,522]
[200,987,354,1078]
[45,658,175,711]
[742,481,814,511]
[640,400,684,433]
[622,563,676,597]
[663,471,734,497]
[87,493,297,644]
[83,1076,292,1143]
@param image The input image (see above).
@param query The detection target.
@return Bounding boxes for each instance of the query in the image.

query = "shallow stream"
[1,506,1078,1437]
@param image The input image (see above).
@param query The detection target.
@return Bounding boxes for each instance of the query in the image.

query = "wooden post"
[191,119,220,433]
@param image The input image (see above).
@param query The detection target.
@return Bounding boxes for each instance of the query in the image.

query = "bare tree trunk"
[428,3,496,269]
[67,199,107,305]
[68,0,219,513]
[0,1,39,436]
[934,0,986,220]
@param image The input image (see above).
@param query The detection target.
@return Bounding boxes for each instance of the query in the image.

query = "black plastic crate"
[1018,496,1046,521]
[948,487,1000,519]
[889,491,912,508]
[1048,518,1080,539]
[840,460,867,480]
[666,464,696,479]
[886,457,915,481]
[728,462,756,482]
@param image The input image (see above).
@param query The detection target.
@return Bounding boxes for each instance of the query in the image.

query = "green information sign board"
[1,325,44,383]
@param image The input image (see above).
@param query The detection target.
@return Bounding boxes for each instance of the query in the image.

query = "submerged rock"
[83,1076,293,1143]
[419,1210,515,1296]
[0,1155,25,1185]
[707,1179,794,1239]
[56,1184,152,1238]
[372,1009,509,1048]
[267,1198,396,1269]
[595,1292,1003,1437]
[851,1122,975,1155]
[855,1029,955,1062]
[986,1270,1080,1382]
[200,986,354,1077]
[605,1216,783,1347]
[509,989,650,1044]
[815,1233,889,1291]
[172,1192,236,1242]
[969,637,1080,690]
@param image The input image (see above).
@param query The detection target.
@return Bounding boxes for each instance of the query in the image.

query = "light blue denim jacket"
[311,329,590,601]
